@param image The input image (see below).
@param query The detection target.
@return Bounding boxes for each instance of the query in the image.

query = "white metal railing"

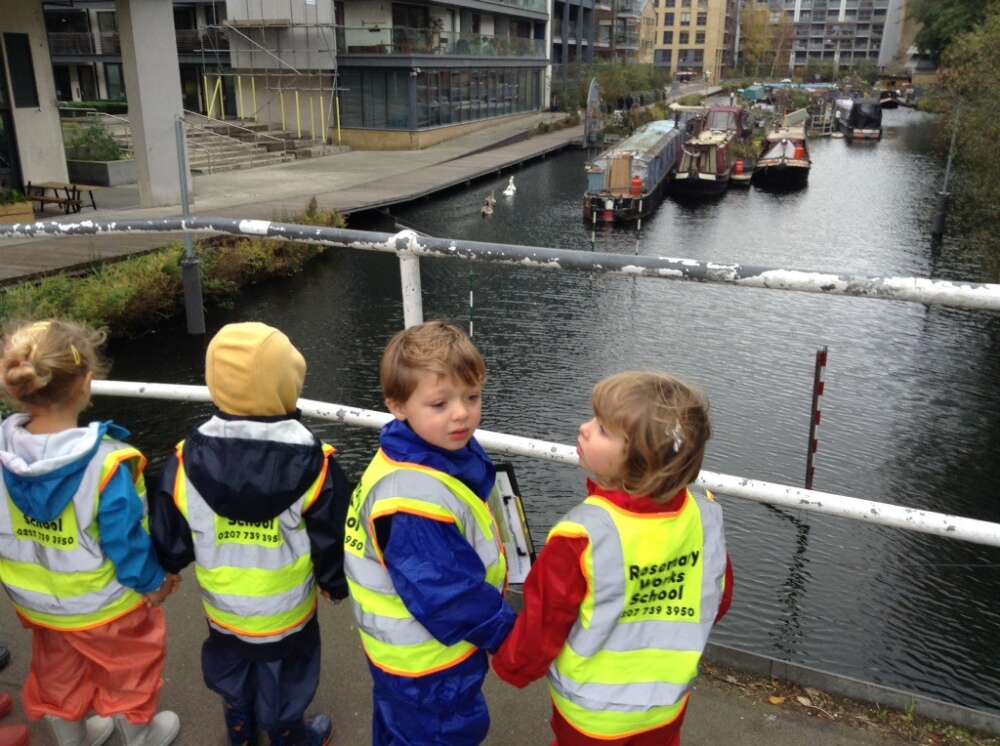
[93,380,1000,549]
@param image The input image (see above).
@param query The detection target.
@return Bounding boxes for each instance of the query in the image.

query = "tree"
[939,6,1000,248]
[769,12,796,78]
[908,0,996,64]
[739,3,771,77]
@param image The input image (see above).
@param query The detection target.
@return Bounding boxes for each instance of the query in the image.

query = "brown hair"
[1,320,109,409]
[591,371,710,502]
[380,320,486,404]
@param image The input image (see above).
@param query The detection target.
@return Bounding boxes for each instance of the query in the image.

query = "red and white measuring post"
[805,346,828,490]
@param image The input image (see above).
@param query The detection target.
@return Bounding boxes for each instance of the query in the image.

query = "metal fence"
[4,217,1000,548]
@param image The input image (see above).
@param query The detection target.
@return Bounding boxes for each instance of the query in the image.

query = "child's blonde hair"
[592,371,710,501]
[380,320,486,404]
[1,320,109,408]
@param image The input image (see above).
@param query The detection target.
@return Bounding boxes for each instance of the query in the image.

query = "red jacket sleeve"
[716,554,734,623]
[491,534,589,688]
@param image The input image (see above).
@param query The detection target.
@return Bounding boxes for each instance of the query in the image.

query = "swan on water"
[502,177,516,197]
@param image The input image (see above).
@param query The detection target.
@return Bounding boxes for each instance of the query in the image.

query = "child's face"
[387,372,482,451]
[577,415,627,484]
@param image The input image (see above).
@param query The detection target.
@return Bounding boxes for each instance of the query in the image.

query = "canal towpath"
[0,585,910,746]
[0,84,721,287]
[0,111,583,286]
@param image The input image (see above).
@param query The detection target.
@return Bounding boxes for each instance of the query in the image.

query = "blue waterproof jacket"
[369,421,516,745]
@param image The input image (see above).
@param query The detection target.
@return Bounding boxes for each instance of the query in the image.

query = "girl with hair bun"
[493,371,735,746]
[0,319,180,746]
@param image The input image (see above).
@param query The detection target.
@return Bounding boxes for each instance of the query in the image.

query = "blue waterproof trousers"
[202,634,321,745]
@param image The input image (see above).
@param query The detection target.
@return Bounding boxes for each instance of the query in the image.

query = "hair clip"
[669,423,684,453]
[69,344,81,366]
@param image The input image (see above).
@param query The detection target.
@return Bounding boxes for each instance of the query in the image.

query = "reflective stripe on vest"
[344,449,507,677]
[173,438,332,644]
[547,488,727,739]
[0,442,147,631]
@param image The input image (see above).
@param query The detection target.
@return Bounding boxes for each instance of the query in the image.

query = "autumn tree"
[739,3,771,77]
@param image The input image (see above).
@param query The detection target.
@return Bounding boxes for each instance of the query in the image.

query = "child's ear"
[385,398,407,421]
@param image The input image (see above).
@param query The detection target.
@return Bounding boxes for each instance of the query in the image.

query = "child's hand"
[319,589,342,605]
[145,574,182,607]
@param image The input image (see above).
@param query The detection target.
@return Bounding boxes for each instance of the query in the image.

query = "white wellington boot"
[113,712,181,746]
[44,715,114,746]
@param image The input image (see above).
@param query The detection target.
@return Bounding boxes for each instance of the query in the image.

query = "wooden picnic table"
[25,181,97,214]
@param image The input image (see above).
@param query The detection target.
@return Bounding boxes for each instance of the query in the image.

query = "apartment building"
[43,1,228,112]
[640,0,735,78]
[41,0,549,150]
[737,0,905,74]
[595,0,641,61]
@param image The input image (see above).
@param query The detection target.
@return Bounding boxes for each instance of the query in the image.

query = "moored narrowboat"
[835,98,882,141]
[668,106,750,198]
[752,125,811,191]
[583,120,685,223]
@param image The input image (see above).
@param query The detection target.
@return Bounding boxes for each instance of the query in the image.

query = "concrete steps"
[101,115,349,174]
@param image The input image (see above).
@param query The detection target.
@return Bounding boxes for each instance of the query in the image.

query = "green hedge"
[60,100,129,115]
[0,199,346,338]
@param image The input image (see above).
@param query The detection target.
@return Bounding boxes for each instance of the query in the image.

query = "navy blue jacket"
[151,411,352,661]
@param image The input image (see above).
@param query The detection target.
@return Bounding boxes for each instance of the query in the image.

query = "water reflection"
[93,108,1000,712]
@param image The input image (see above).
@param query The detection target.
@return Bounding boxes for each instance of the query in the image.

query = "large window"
[3,34,38,108]
[343,67,541,130]
[662,30,673,43]
[105,62,125,100]
[664,13,674,24]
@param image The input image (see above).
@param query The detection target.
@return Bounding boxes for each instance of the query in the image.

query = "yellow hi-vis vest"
[547,488,727,740]
[0,441,148,631]
[173,440,334,644]
[344,449,507,677]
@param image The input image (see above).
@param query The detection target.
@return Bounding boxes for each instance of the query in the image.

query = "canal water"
[95,107,1000,712]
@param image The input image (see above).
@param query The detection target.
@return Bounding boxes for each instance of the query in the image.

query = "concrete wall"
[335,111,538,149]
[0,0,69,185]
[344,0,391,28]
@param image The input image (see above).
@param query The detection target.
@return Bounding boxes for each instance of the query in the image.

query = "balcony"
[47,29,226,57]
[491,0,547,13]
[336,26,546,59]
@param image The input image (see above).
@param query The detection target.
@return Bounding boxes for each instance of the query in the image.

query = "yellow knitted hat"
[205,322,306,416]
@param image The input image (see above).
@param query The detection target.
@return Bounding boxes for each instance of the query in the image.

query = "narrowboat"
[752,125,811,191]
[668,106,751,198]
[835,98,882,141]
[583,120,685,223]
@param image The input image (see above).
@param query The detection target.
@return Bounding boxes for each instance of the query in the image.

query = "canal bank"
[0,84,719,288]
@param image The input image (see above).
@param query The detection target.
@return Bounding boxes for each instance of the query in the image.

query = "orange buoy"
[630,176,643,197]
[733,160,745,175]
[793,144,806,161]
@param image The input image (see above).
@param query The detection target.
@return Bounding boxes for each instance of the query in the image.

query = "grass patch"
[0,198,346,338]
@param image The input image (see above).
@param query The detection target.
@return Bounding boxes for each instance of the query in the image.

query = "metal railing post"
[395,231,424,328]
[175,117,206,335]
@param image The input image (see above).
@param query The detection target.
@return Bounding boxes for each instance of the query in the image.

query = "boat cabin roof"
[766,126,806,141]
[691,129,731,146]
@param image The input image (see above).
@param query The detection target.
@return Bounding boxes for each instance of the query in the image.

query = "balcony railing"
[335,26,546,58]
[484,0,547,13]
[47,29,226,57]
[47,32,95,55]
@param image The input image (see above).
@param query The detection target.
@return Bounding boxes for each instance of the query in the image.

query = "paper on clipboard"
[487,463,535,585]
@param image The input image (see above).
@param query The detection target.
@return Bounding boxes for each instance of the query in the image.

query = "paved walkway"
[0,579,905,745]
[0,84,723,287]
[0,112,581,285]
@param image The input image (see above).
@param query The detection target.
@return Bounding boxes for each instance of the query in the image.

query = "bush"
[0,189,24,205]
[678,94,704,106]
[0,200,348,338]
[60,100,128,115]
[65,125,126,162]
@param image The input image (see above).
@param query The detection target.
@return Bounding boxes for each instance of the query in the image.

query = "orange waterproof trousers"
[21,604,166,725]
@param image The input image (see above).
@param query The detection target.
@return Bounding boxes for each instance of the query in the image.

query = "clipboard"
[487,463,535,585]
